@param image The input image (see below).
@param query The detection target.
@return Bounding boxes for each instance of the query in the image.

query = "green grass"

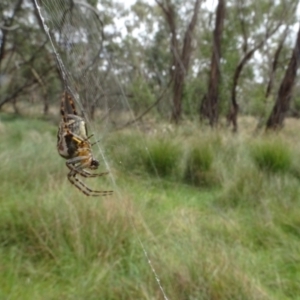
[183,143,219,187]
[142,138,181,178]
[251,138,292,174]
[1,113,300,299]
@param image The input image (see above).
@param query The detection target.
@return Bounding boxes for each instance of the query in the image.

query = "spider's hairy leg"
[66,157,109,178]
[61,92,67,124]
[60,91,79,138]
[65,91,78,115]
[68,171,113,196]
[91,138,101,146]
[85,133,94,141]
[62,90,78,117]
[67,162,109,178]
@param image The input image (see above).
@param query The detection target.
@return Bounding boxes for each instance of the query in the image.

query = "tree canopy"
[1,0,300,130]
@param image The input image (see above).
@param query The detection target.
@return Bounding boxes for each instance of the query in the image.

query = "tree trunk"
[172,70,185,122]
[227,22,282,132]
[12,97,19,114]
[200,0,225,127]
[43,93,49,115]
[0,0,23,67]
[156,0,200,124]
[266,23,300,130]
[265,27,289,99]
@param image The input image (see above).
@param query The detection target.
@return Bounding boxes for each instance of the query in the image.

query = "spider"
[57,90,113,196]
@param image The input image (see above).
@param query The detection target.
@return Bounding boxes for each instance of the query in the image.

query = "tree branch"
[265,26,289,98]
[0,66,55,109]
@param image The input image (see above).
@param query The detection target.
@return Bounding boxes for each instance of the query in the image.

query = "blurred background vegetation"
[2,1,300,299]
[1,0,300,130]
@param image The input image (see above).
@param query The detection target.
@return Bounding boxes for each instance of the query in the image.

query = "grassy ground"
[1,113,300,299]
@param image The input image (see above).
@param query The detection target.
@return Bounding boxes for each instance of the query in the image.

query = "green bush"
[184,145,217,187]
[143,138,181,177]
[251,140,292,174]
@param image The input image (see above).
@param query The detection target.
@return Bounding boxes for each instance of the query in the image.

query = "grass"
[251,138,292,174]
[1,113,300,299]
[183,143,219,187]
[141,138,181,178]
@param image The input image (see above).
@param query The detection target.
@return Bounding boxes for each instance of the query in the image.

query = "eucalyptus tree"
[0,0,57,114]
[155,0,201,123]
[200,0,225,127]
[224,0,295,132]
[266,22,300,129]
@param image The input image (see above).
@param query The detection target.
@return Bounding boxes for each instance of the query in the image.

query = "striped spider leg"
[57,90,112,196]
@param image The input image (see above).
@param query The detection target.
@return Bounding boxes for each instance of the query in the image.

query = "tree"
[200,0,225,127]
[155,0,200,123]
[266,23,300,129]
[226,0,287,132]
[0,0,58,113]
[265,26,290,99]
[0,0,23,63]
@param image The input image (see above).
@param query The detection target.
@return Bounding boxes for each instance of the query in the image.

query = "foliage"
[1,0,300,123]
[127,77,156,115]
[2,0,300,297]
[217,165,267,208]
[105,130,147,175]
[142,137,181,178]
[2,117,300,299]
[251,139,292,173]
[182,78,206,117]
[183,143,219,187]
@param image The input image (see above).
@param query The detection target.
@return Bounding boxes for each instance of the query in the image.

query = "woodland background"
[1,0,300,131]
[2,1,300,300]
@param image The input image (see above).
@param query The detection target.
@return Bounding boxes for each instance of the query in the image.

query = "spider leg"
[68,171,113,196]
[63,90,78,116]
[61,92,68,125]
[67,163,109,178]
[85,134,94,141]
[66,157,109,178]
[91,139,101,146]
[61,92,80,138]
[78,169,108,178]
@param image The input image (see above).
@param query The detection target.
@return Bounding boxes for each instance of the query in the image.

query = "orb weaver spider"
[57,90,112,196]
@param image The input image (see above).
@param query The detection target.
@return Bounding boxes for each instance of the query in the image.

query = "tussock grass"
[1,115,300,299]
[251,138,292,174]
[142,138,181,178]
[183,143,219,187]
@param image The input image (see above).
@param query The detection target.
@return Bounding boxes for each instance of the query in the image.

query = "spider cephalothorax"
[57,90,112,196]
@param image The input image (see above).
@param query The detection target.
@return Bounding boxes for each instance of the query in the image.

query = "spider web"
[33,1,169,299]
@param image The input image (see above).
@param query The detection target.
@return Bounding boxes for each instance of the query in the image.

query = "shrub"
[251,140,292,174]
[143,138,181,177]
[184,145,217,187]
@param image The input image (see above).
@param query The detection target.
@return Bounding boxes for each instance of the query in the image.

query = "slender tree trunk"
[156,0,200,124]
[265,27,289,99]
[12,97,19,114]
[227,22,282,132]
[200,0,225,127]
[0,0,23,67]
[266,23,300,130]
[43,93,49,115]
[172,70,185,122]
